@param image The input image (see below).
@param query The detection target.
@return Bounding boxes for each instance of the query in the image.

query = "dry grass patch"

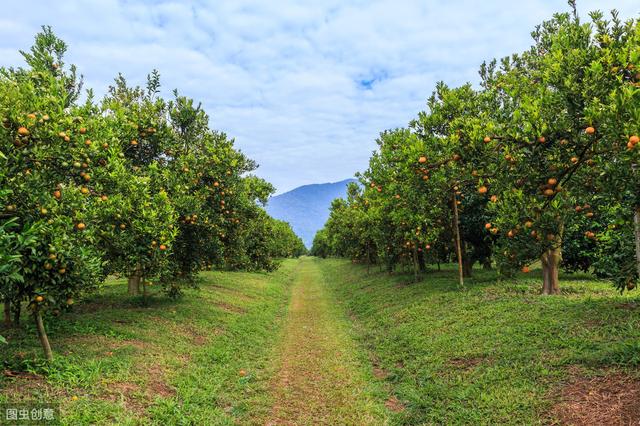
[550,371,640,425]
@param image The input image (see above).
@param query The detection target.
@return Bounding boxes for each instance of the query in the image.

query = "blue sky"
[1,1,638,194]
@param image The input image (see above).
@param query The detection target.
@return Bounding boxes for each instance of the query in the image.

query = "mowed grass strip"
[263,257,388,425]
[317,258,640,425]
[0,259,299,425]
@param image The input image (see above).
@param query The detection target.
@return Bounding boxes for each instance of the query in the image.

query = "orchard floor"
[2,257,640,425]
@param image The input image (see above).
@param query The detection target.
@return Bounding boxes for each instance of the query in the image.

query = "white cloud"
[0,0,638,193]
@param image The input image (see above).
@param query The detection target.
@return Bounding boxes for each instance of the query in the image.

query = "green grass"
[3,257,639,425]
[0,260,298,425]
[317,258,640,425]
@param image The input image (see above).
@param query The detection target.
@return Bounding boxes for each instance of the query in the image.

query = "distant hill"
[266,179,357,248]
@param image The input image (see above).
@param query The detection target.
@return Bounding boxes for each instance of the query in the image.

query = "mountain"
[266,178,357,248]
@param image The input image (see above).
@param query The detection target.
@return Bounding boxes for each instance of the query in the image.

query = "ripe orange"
[547,178,558,186]
[543,189,555,197]
[159,244,167,251]
[84,139,91,146]
[483,136,491,143]
[213,181,220,187]
[64,136,70,142]
[81,187,90,195]
[58,268,66,274]
[79,127,87,134]
[35,296,44,303]
[27,113,36,120]
[538,136,546,143]
[585,126,595,135]
[17,127,30,136]
[585,212,594,218]
[100,195,108,201]
[119,224,126,230]
[630,135,639,145]
[490,227,498,234]
[58,131,67,138]
[102,143,109,149]
[484,223,492,230]
[521,266,530,273]
[570,157,579,164]
[422,175,429,181]
[130,140,138,146]
[490,195,498,203]
[478,186,488,194]
[76,222,86,231]
[395,194,400,199]
[418,156,427,163]
[53,190,61,199]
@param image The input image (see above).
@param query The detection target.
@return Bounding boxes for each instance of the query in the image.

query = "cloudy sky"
[1,1,638,193]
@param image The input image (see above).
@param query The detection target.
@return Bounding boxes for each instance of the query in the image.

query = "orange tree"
[0,28,105,359]
[98,72,177,296]
[476,7,635,294]
[585,13,640,291]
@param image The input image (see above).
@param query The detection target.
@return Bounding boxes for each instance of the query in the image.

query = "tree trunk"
[3,300,10,327]
[634,206,640,278]
[482,258,492,270]
[34,310,53,361]
[462,257,474,278]
[541,247,561,295]
[12,303,20,326]
[418,250,426,272]
[412,245,419,282]
[127,264,141,296]
[451,192,464,288]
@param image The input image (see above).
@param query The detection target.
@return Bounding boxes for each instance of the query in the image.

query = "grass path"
[264,257,387,425]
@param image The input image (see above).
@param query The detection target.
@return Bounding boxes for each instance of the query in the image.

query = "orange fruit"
[17,127,30,136]
[484,223,492,230]
[418,156,427,163]
[547,178,558,186]
[79,127,87,134]
[76,222,86,231]
[585,126,595,135]
[159,244,167,251]
[521,266,530,273]
[478,186,488,194]
[483,136,491,143]
[629,135,639,145]
[35,296,44,303]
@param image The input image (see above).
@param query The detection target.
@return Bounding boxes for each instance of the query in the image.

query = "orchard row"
[0,28,305,359]
[312,7,640,295]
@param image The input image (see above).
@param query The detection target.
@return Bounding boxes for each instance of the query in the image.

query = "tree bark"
[127,264,141,296]
[482,258,492,270]
[541,247,561,295]
[412,245,419,282]
[462,257,474,278]
[3,300,10,327]
[12,303,20,326]
[451,192,464,287]
[634,206,640,278]
[34,310,53,361]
